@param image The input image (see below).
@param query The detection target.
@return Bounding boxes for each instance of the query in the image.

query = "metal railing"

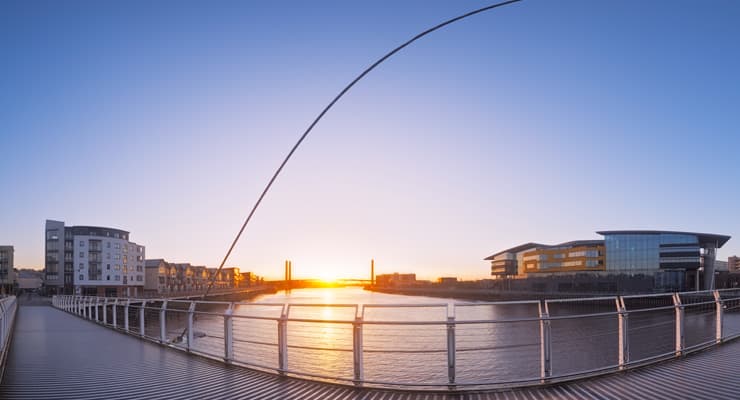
[0,296,18,384]
[51,289,740,391]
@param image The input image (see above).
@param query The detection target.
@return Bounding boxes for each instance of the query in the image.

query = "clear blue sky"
[1,0,739,280]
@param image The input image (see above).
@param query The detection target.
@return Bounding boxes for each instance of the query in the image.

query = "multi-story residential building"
[0,246,16,294]
[144,259,175,295]
[173,263,193,291]
[45,220,145,296]
[191,265,208,291]
[486,230,730,292]
[729,256,740,272]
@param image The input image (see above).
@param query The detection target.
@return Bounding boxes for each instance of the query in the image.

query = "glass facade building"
[487,230,731,292]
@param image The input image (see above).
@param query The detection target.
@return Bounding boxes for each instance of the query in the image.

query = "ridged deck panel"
[1,306,738,400]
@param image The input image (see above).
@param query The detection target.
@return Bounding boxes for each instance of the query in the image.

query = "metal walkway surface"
[2,306,740,400]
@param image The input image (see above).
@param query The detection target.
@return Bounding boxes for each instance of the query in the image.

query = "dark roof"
[484,240,605,260]
[596,230,731,248]
[551,240,604,248]
[484,242,544,260]
[69,225,130,238]
[145,259,166,267]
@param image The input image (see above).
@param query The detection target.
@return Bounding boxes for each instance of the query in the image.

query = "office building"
[45,220,145,296]
[486,230,730,291]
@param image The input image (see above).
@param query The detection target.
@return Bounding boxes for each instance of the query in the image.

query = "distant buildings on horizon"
[43,219,261,297]
[0,246,15,294]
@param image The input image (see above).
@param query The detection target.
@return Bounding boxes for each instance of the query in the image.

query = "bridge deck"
[1,305,739,400]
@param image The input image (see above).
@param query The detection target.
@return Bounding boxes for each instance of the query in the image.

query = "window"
[107,253,110,259]
[106,276,110,280]
[79,274,84,280]
[78,263,83,270]
[107,264,110,270]
[114,265,120,271]
[79,241,85,247]
[115,254,120,260]
[107,242,110,248]
[136,275,142,282]
[114,243,120,250]
[115,275,120,280]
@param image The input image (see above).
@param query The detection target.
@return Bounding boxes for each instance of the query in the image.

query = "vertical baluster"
[278,304,289,374]
[187,302,195,352]
[224,302,234,363]
[112,299,118,329]
[714,290,723,343]
[352,306,364,385]
[124,299,130,332]
[160,300,168,344]
[539,301,552,381]
[673,293,684,356]
[617,297,629,369]
[139,300,147,337]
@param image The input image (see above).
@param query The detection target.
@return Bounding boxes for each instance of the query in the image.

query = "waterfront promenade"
[2,304,740,399]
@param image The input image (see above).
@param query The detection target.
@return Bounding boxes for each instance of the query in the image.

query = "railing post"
[187,302,195,352]
[224,302,234,363]
[94,297,100,321]
[539,302,552,381]
[278,304,288,374]
[124,299,130,332]
[140,301,147,337]
[103,298,108,324]
[446,314,456,386]
[714,290,724,343]
[352,313,364,385]
[112,299,118,329]
[160,300,168,344]
[617,297,629,369]
[673,293,684,356]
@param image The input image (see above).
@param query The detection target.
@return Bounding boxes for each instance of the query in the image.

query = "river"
[135,287,740,387]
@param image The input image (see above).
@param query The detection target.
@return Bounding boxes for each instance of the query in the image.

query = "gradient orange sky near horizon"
[2,1,739,281]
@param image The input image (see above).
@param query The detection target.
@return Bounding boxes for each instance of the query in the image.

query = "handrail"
[0,296,18,384]
[51,288,740,391]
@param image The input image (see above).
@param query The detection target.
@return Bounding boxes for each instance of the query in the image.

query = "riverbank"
[365,285,633,301]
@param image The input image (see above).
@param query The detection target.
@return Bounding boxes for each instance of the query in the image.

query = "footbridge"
[2,290,740,399]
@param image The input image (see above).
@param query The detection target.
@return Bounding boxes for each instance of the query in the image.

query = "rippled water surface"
[128,287,740,386]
